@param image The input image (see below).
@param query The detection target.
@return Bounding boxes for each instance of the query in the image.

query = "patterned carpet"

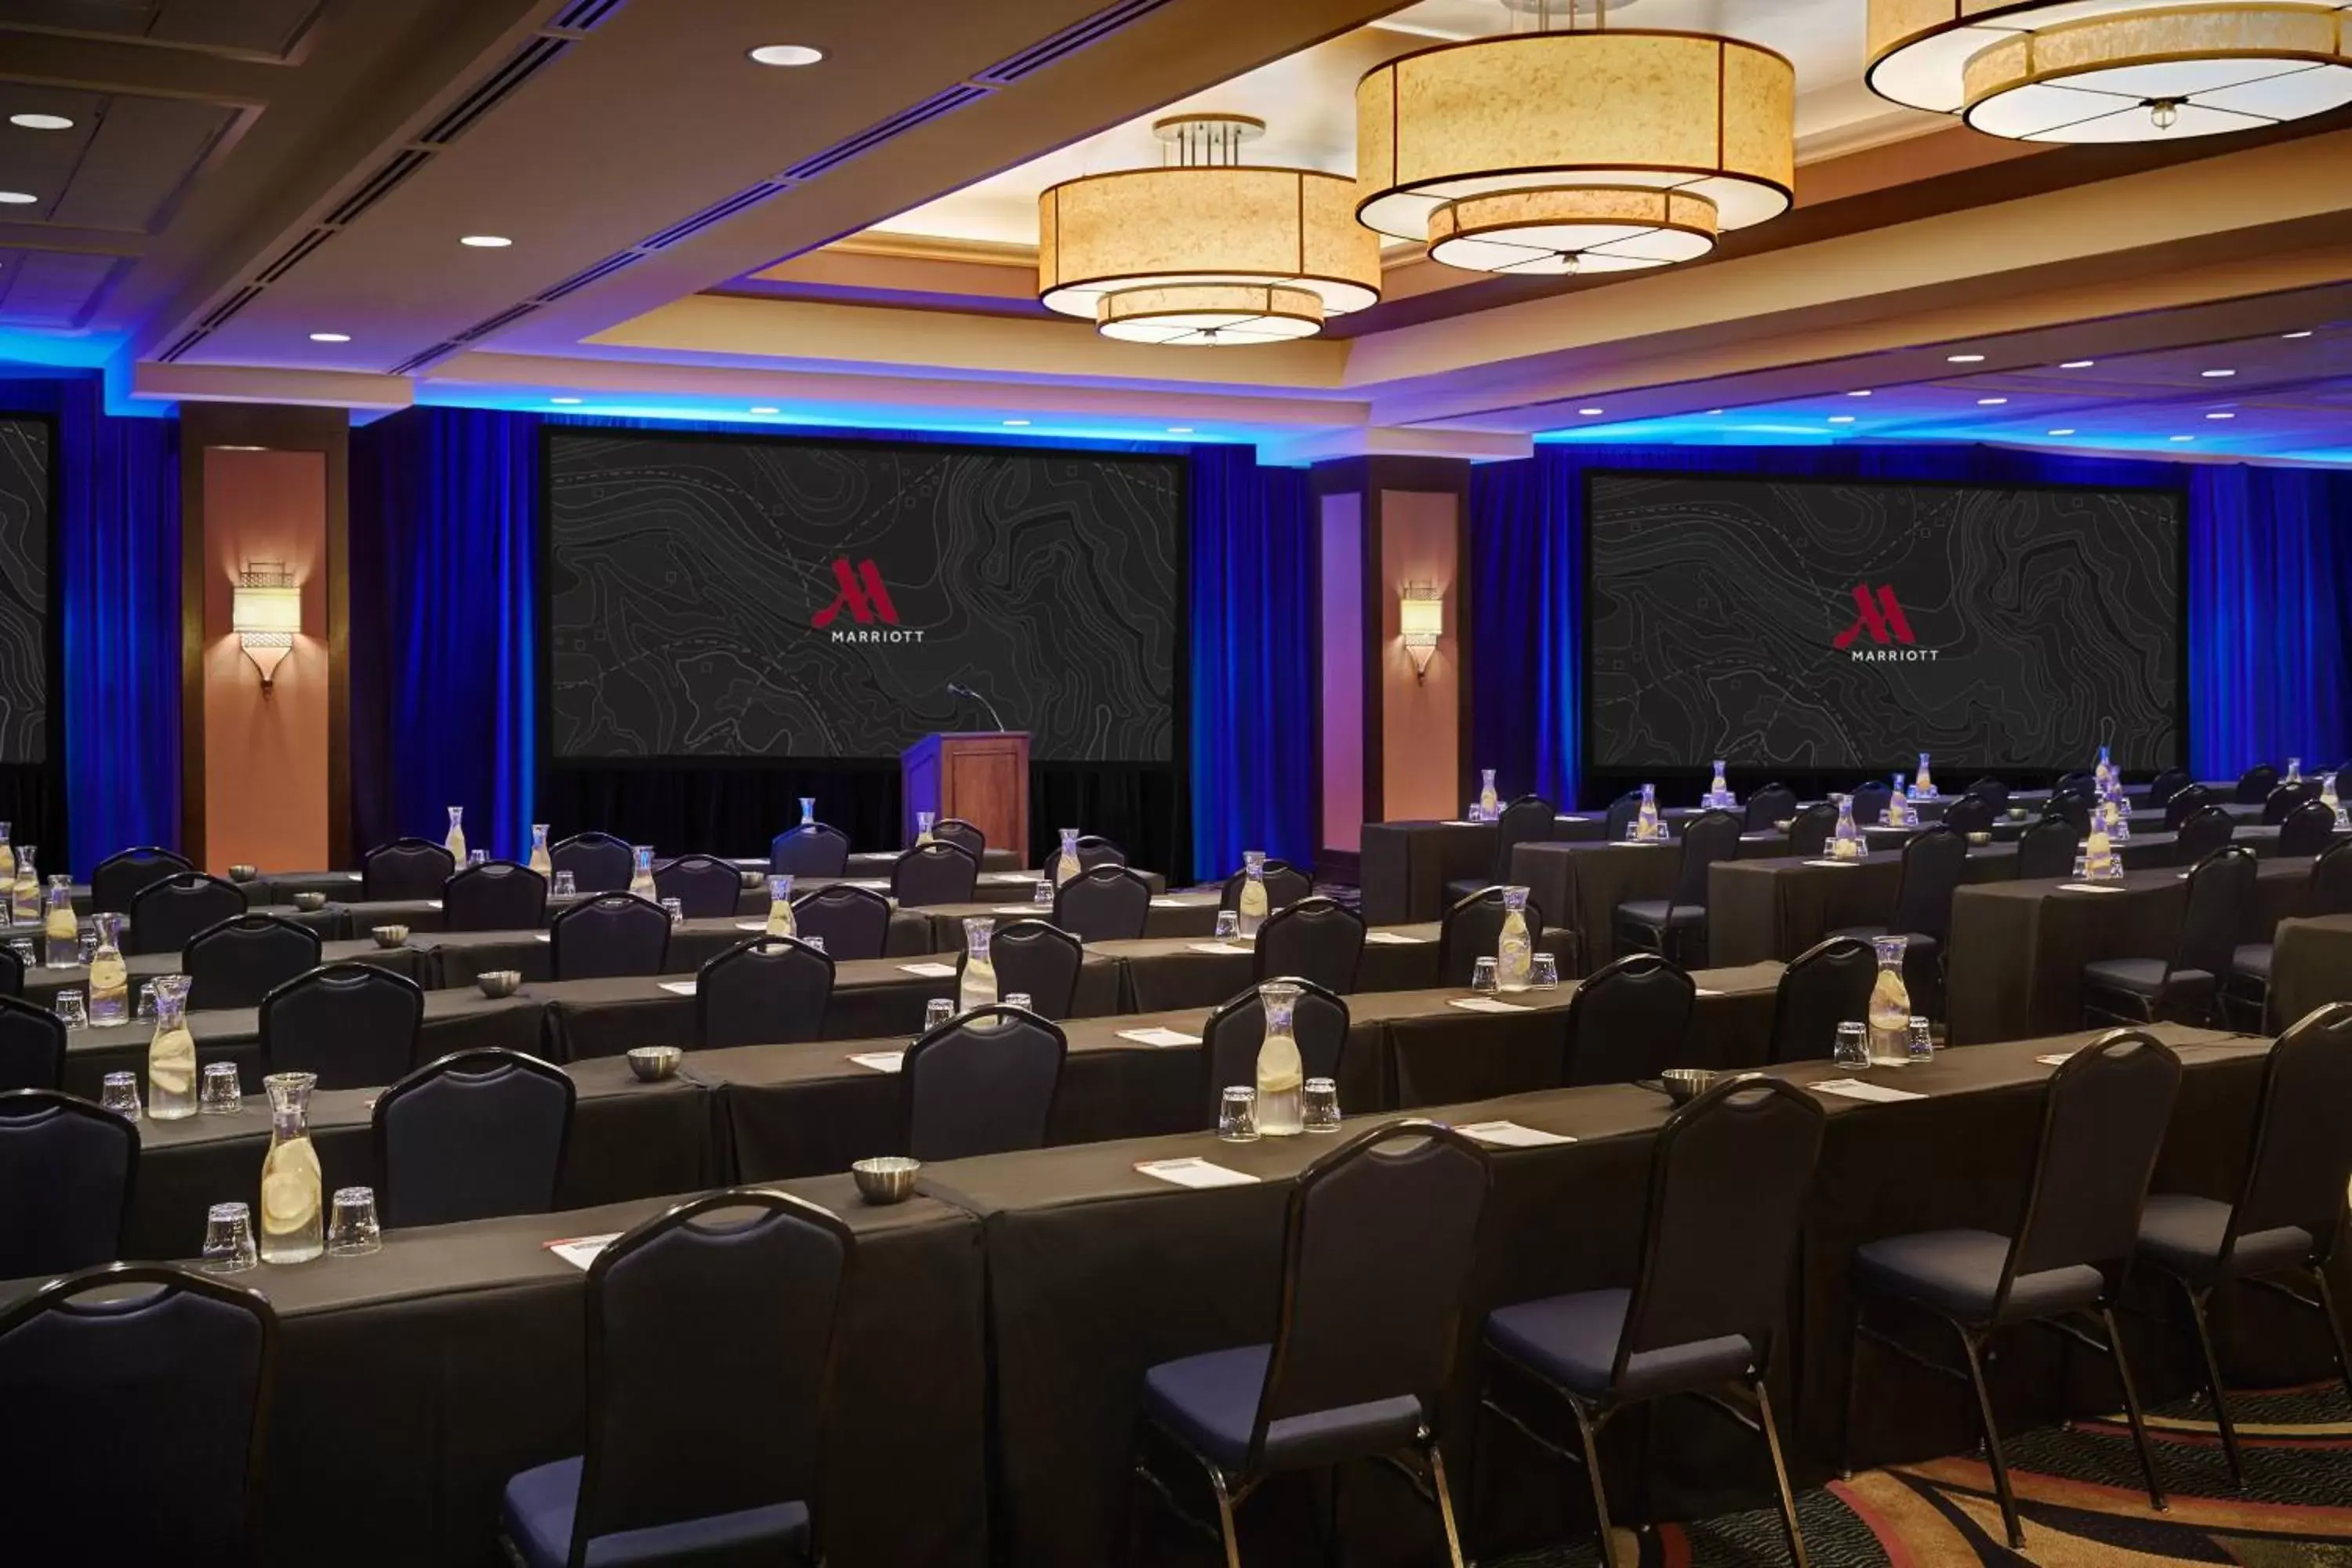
[1497,1384,2352,1567]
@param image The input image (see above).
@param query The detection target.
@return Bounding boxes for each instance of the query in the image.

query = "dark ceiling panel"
[46,93,235,230]
[0,246,118,324]
[2,0,326,56]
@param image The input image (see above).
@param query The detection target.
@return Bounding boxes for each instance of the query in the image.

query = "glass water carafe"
[2104,793,2131,843]
[1635,783,1661,842]
[1709,759,1730,804]
[1866,936,1912,1067]
[444,806,466,862]
[0,819,14,885]
[766,875,797,938]
[527,824,552,877]
[959,917,997,1018]
[10,843,36,924]
[629,845,657,899]
[1831,796,1861,858]
[1478,768,1500,819]
[42,875,76,968]
[259,1072,324,1265]
[1888,774,1910,826]
[1254,981,1305,1137]
[2327,772,2347,827]
[1914,752,1935,799]
[1055,829,1083,887]
[2288,757,2304,783]
[88,913,129,1027]
[1495,885,1533,992]
[2084,815,2116,878]
[2094,745,2113,790]
[799,797,817,828]
[916,811,935,846]
[1236,851,1270,937]
[147,974,197,1120]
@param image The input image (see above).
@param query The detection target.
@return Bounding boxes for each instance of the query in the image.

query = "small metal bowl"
[477,970,522,999]
[852,1156,921,1205]
[1966,830,1993,846]
[627,1045,681,1083]
[371,924,410,949]
[1659,1068,1722,1105]
[227,863,257,884]
[291,891,328,912]
[2006,807,2029,821]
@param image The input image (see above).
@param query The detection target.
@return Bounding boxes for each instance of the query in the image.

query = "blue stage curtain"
[1189,445,1316,881]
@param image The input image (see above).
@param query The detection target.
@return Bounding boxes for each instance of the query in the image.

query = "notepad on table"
[657,980,697,996]
[1364,931,1428,946]
[735,921,770,931]
[1117,1027,1202,1048]
[1803,859,1862,869]
[1149,898,1197,909]
[1456,1120,1575,1149]
[532,932,550,942]
[2058,883,2126,894]
[1135,1157,1259,1189]
[1450,996,1530,1014]
[545,1234,622,1272]
[848,1051,904,1074]
[1809,1078,1926,1104]
[994,906,1047,916]
[1189,942,1250,955]
[898,962,958,978]
[2034,1051,2078,1066]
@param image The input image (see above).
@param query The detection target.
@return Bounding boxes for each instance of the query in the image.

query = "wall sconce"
[232,564,299,692]
[1399,582,1443,683]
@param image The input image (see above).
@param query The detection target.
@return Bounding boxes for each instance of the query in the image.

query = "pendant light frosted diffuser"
[1354,13,1795,276]
[1867,1,2352,141]
[1036,114,1381,345]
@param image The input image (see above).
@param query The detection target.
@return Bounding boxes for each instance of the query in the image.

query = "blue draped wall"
[1472,444,2352,808]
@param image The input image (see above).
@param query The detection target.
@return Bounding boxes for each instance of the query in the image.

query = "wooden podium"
[902,731,1029,855]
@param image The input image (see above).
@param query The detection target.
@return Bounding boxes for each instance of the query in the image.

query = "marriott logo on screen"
[811,558,926,644]
[1831,584,1940,662]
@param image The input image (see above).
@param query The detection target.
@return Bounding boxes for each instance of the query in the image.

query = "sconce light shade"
[1399,584,1443,682]
[233,571,299,691]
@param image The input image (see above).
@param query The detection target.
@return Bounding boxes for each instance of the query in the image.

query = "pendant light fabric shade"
[1867,0,2352,143]
[1354,29,1795,275]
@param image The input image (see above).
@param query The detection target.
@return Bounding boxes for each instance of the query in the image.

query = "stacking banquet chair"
[892,842,978,908]
[499,1189,851,1568]
[550,894,671,981]
[0,942,20,1000]
[2053,769,2097,800]
[2147,767,2193,809]
[183,913,322,1011]
[0,1089,136,1278]
[126,872,246,956]
[89,845,194,915]
[1560,953,1694,1087]
[550,832,634,895]
[0,1261,275,1566]
[1197,978,1348,1131]
[2044,791,2092,834]
[2175,804,2236,866]
[1766,937,1875,1064]
[2230,840,2352,1028]
[769,822,850,879]
[1939,793,1995,836]
[1133,1121,1490,1568]
[1446,794,1557,903]
[1828,824,1968,1017]
[2263,779,2323,825]
[1614,808,1742,966]
[2136,1003,2352,1484]
[1438,886,1546,989]
[1849,779,1894,826]
[2081,844,2257,1027]
[1075,833,1127,871]
[901,1006,1065,1160]
[1478,1076,1824,1568]
[1219,859,1312,916]
[442,861,548,932]
[2235,763,2281,804]
[1842,1030,2180,1550]
[2015,816,2081,880]
[1253,896,1365,994]
[975,919,1082,1019]
[1744,782,1798,833]
[788,884,891,960]
[373,1047,575,1229]
[257,964,425,1089]
[1602,789,1644,845]
[2164,782,2218,833]
[695,937,833,1051]
[1965,775,2009,810]
[2278,797,2340,858]
[1784,800,1838,858]
[653,852,742,919]
[361,837,455,901]
[1053,864,1152,942]
[0,993,67,1090]
[931,817,986,860]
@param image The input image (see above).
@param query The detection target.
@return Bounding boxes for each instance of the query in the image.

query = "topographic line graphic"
[0,420,50,764]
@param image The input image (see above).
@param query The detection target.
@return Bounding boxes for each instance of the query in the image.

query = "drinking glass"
[659,897,684,927]
[136,981,158,1021]
[199,1062,243,1115]
[50,988,86,1029]
[552,870,578,898]
[1907,1014,1936,1062]
[77,930,96,964]
[1301,1077,1341,1134]
[2071,852,2089,882]
[1004,992,1034,1013]
[1834,1021,1870,1070]
[924,997,956,1032]
[1214,910,1240,940]
[1530,953,1560,990]
[201,1203,258,1274]
[1033,877,1054,908]
[468,849,488,867]
[99,1070,140,1121]
[1471,957,1500,996]
[1217,1086,1259,1142]
[800,934,825,953]
[7,938,32,966]
[327,1188,383,1258]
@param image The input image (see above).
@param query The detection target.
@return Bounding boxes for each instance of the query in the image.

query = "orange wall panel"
[1377,490,1461,822]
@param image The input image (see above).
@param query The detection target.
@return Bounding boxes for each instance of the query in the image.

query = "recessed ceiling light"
[459,234,512,248]
[2047,428,2076,437]
[2169,434,2196,441]
[2206,411,2235,419]
[2060,360,2096,368]
[749,405,779,414]
[550,396,583,405]
[1976,397,2008,406]
[1828,415,1857,424]
[1166,426,1194,434]
[1947,353,1985,363]
[2200,368,2235,378]
[308,332,350,343]
[0,191,37,205]
[749,44,824,67]
[1848,389,1872,397]
[1002,419,1031,426]
[1577,407,1605,416]
[8,113,73,132]
[2282,330,2314,339]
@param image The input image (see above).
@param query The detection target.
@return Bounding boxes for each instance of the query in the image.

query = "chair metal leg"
[1838,1298,1865,1480]
[2316,1267,2352,1412]
[2101,1306,2169,1515]
[1427,1441,1469,1568]
[1752,1377,1810,1568]
[1320,1464,1344,1568]
[1467,1377,1492,1553]
[1207,1465,1244,1568]
[1568,1399,1619,1568]
[1955,1327,2026,1550]
[2180,1282,2244,1486]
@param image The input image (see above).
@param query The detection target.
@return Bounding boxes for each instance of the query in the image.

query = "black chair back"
[1940,794,1994,835]
[0,942,19,999]
[1053,865,1152,942]
[902,1007,1065,1160]
[930,818,986,859]
[1889,825,1968,941]
[893,842,978,908]
[2173,844,2258,982]
[1670,810,1742,910]
[126,873,246,956]
[696,938,833,1051]
[1768,936,1876,1063]
[1199,979,1348,1129]
[769,824,850,879]
[2229,1003,2352,1264]
[980,919,1083,1019]
[1602,789,1643,845]
[0,1263,274,1565]
[2147,768,2193,808]
[1219,859,1312,914]
[653,852,741,919]
[1490,795,1557,880]
[0,993,66,1090]
[1785,801,1837,858]
[1074,834,1126,871]
[572,1192,850,1561]
[2164,782,2218,832]
[2310,840,2352,917]
[2264,780,2324,826]
[2175,804,2235,866]
[91,846,194,916]
[361,837,454,902]
[2016,816,2080,880]
[0,1091,136,1277]
[258,964,424,1089]
[1849,781,1893,825]
[374,1047,575,1228]
[442,861,548,931]
[1744,783,1798,833]
[2045,792,2092,833]
[1617,1077,1825,1382]
[183,914,321,1012]
[1254,896,1365,994]
[2278,798,2338,857]
[2234,764,2279,805]
[2053,770,2097,800]
[1249,1123,1490,1473]
[1563,953,1695,1086]
[550,832,634,894]
[1965,776,2010,809]
[2005,1031,2182,1294]
[789,884,891,960]
[550,894,671,981]
[1437,885,1545,989]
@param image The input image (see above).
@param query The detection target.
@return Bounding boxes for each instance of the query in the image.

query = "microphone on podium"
[946,681,1009,734]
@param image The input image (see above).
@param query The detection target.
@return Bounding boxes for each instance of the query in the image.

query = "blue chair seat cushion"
[501,1456,811,1567]
[1614,901,1707,930]
[1853,1228,2103,1326]
[2230,944,2274,982]
[2136,1193,2313,1283]
[2082,958,2212,998]
[1142,1345,1425,1472]
[1485,1287,1754,1399]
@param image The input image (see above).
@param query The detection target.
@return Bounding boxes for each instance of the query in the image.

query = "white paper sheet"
[898,962,958,978]
[1135,1157,1260,1189]
[532,932,550,942]
[2034,1051,2077,1066]
[2057,883,2126,894]
[848,1051,905,1074]
[1803,859,1863,869]
[1364,931,1428,946]
[735,921,770,931]
[1188,942,1251,955]
[1149,898,1200,909]
[1808,1077,1926,1103]
[1693,988,1722,997]
[426,899,443,909]
[1450,996,1531,1013]
[1116,1027,1202,1047]
[657,980,697,996]
[1456,1120,1575,1148]
[545,1233,622,1272]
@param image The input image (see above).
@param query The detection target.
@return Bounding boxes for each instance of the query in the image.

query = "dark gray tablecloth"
[2267,911,2352,1029]
[18,938,419,1010]
[1706,848,2018,966]
[1359,816,1606,925]
[1105,925,1448,1011]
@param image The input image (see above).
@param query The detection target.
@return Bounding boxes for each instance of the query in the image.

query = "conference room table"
[16,935,419,1011]
[2265,911,2352,1029]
